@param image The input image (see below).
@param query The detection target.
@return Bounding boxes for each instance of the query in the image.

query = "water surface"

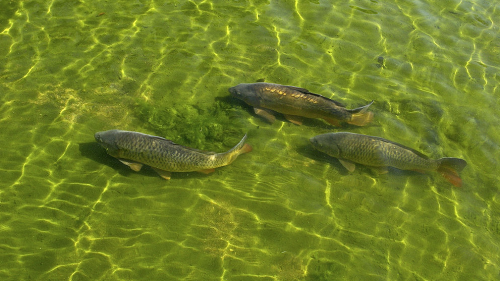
[0,0,499,280]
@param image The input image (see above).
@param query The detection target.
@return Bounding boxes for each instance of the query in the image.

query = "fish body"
[310,132,467,187]
[229,82,373,126]
[95,130,252,179]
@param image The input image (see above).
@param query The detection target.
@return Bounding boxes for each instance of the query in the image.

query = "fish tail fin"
[347,100,374,126]
[436,157,467,187]
[224,134,252,164]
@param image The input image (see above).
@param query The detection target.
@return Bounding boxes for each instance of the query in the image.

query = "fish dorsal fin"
[147,135,176,145]
[281,85,346,108]
[149,135,217,155]
[371,136,430,159]
[282,85,315,94]
[181,146,217,155]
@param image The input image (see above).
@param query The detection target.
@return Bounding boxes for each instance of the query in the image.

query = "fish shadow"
[79,142,145,177]
[296,144,350,175]
[79,142,218,180]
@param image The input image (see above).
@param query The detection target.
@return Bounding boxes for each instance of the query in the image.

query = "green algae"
[135,97,249,151]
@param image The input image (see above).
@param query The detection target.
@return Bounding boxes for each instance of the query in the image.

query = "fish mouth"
[228,86,238,96]
[94,132,102,143]
[309,137,318,146]
[94,132,109,150]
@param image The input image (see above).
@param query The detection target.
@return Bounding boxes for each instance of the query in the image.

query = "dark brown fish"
[95,130,252,179]
[229,82,373,126]
[310,132,467,187]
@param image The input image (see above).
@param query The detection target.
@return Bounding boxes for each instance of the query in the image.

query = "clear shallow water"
[0,0,499,280]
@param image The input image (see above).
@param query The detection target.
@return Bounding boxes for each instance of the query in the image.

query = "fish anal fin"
[254,108,276,123]
[197,168,216,174]
[411,169,426,174]
[339,159,356,172]
[152,168,171,180]
[323,117,342,127]
[119,159,143,172]
[284,114,303,125]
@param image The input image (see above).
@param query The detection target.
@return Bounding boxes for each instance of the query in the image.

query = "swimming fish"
[95,130,252,179]
[310,132,467,187]
[229,82,374,126]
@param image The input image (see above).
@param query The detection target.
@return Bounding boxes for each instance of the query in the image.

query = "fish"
[95,130,252,180]
[229,82,374,126]
[309,132,467,187]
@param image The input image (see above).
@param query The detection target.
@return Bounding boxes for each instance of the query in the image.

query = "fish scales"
[95,130,251,178]
[255,83,348,118]
[309,132,467,187]
[336,134,436,170]
[113,131,227,171]
[229,82,373,126]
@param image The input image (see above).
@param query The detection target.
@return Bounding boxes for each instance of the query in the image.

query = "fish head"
[229,83,260,106]
[95,130,121,156]
[310,134,341,157]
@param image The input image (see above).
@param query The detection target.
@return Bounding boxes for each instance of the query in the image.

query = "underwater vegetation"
[134,97,249,151]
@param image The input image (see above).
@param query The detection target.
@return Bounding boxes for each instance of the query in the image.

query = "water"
[0,0,499,280]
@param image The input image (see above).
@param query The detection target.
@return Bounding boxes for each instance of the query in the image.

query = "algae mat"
[0,0,499,280]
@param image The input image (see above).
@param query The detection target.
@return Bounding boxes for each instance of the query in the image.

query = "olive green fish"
[229,82,374,126]
[310,132,467,187]
[95,130,252,179]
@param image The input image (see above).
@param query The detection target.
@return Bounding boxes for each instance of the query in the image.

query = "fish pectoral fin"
[152,168,172,180]
[284,114,303,125]
[119,159,143,172]
[339,159,356,172]
[197,168,215,174]
[254,108,276,123]
[373,166,389,174]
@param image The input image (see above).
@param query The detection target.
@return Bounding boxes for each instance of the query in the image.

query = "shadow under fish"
[310,132,467,187]
[229,82,373,126]
[95,130,252,180]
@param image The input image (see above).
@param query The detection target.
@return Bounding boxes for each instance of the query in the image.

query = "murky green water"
[1,0,499,280]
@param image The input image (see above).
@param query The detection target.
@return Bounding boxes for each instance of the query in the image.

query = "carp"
[95,130,252,179]
[310,132,467,187]
[229,82,373,126]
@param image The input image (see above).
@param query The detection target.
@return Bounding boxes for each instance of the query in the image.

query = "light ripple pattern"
[0,0,499,280]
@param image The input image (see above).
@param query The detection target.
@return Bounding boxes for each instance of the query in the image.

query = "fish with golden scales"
[229,82,374,126]
[310,132,467,187]
[95,130,252,180]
